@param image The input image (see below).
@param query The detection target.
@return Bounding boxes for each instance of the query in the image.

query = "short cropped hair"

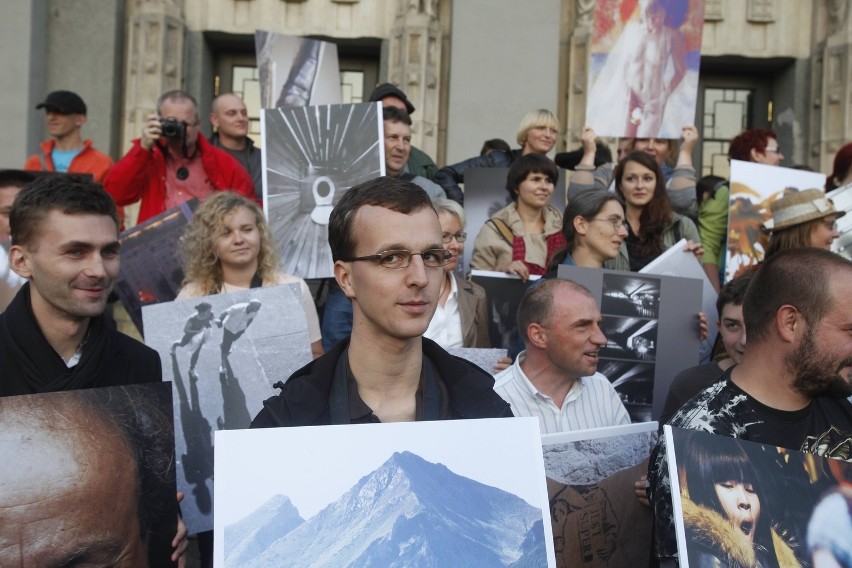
[328,176,435,262]
[0,169,36,190]
[505,154,559,202]
[157,90,199,122]
[516,109,559,147]
[517,278,593,344]
[382,106,412,126]
[10,174,118,247]
[433,198,466,229]
[715,273,752,318]
[743,248,852,343]
[728,128,777,162]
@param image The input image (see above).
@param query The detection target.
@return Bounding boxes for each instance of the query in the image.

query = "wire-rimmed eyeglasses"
[341,248,452,269]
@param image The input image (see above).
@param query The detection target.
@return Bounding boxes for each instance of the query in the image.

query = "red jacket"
[24,139,113,182]
[105,133,256,223]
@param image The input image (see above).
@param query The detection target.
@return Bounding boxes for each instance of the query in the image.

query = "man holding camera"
[106,90,255,224]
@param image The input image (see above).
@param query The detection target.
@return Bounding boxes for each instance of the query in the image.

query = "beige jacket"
[470,203,563,271]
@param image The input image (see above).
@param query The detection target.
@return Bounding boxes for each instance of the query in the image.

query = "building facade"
[4,0,850,207]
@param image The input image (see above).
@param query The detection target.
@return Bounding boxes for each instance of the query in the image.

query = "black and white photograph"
[262,102,384,279]
[543,423,657,568]
[142,284,313,534]
[600,317,658,362]
[470,270,536,352]
[462,167,566,276]
[254,31,341,109]
[666,426,852,568]
[446,347,509,376]
[558,265,702,422]
[214,418,556,567]
[601,273,661,319]
[113,199,198,333]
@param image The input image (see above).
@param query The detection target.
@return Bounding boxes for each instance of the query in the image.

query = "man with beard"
[648,247,852,563]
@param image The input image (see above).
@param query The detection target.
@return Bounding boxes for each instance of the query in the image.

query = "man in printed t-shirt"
[648,247,852,561]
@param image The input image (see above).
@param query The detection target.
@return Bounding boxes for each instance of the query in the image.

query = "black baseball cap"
[368,83,415,114]
[35,90,87,115]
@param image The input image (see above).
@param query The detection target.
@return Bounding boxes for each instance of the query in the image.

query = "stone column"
[814,0,852,174]
[386,0,442,159]
[562,0,594,148]
[121,0,186,155]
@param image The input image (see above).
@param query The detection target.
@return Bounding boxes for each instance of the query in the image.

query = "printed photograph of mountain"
[223,451,546,567]
[215,418,554,567]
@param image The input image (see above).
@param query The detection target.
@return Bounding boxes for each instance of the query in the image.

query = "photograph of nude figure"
[586,0,706,139]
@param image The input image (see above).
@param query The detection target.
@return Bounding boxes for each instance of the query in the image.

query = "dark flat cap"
[368,83,415,114]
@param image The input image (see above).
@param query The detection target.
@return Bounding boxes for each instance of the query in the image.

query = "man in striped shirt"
[494,279,630,433]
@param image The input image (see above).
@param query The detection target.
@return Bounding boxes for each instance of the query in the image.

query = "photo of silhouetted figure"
[171,302,214,375]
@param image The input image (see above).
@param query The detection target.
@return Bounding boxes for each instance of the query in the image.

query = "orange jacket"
[24,139,114,182]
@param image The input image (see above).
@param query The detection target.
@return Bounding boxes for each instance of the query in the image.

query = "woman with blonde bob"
[763,188,845,260]
[177,191,323,358]
[433,109,560,203]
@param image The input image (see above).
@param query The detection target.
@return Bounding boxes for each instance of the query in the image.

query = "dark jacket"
[433,149,522,205]
[0,284,162,397]
[251,337,512,427]
[210,132,263,200]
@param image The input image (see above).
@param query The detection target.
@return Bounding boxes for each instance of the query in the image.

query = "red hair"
[828,143,852,189]
[728,128,776,162]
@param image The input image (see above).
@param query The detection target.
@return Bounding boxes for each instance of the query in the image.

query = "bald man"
[210,93,262,199]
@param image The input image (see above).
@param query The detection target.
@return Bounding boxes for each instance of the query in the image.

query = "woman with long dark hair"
[610,151,702,271]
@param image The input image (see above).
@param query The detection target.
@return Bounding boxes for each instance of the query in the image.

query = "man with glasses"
[106,90,255,223]
[494,278,630,434]
[251,177,512,426]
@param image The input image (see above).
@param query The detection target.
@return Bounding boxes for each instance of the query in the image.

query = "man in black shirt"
[252,177,511,427]
[649,247,852,561]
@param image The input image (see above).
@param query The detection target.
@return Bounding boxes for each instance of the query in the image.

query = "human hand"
[580,126,597,154]
[680,125,698,154]
[697,312,709,342]
[141,114,163,151]
[172,492,189,566]
[634,475,651,508]
[683,239,704,261]
[493,356,513,373]
[505,260,530,282]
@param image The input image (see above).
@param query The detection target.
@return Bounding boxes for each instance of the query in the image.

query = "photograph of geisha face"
[678,433,799,568]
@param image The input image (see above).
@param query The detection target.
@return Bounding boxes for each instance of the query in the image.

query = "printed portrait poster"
[587,0,706,138]
[254,30,341,109]
[142,284,313,534]
[113,199,199,333]
[543,422,658,568]
[828,183,852,260]
[463,167,567,277]
[0,383,178,568]
[262,102,384,279]
[557,265,702,423]
[214,417,556,568]
[665,426,852,568]
[726,160,826,282]
[471,270,540,355]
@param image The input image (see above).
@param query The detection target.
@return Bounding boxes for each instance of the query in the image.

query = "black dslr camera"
[159,118,186,140]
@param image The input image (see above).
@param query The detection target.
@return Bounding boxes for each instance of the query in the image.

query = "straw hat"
[761,188,845,232]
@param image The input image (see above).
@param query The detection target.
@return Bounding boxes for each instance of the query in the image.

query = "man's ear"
[775,305,802,343]
[526,322,548,350]
[210,112,219,130]
[334,260,355,300]
[76,114,87,128]
[8,245,32,279]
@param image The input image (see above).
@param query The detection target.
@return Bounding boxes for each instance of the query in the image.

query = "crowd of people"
[1,79,852,568]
